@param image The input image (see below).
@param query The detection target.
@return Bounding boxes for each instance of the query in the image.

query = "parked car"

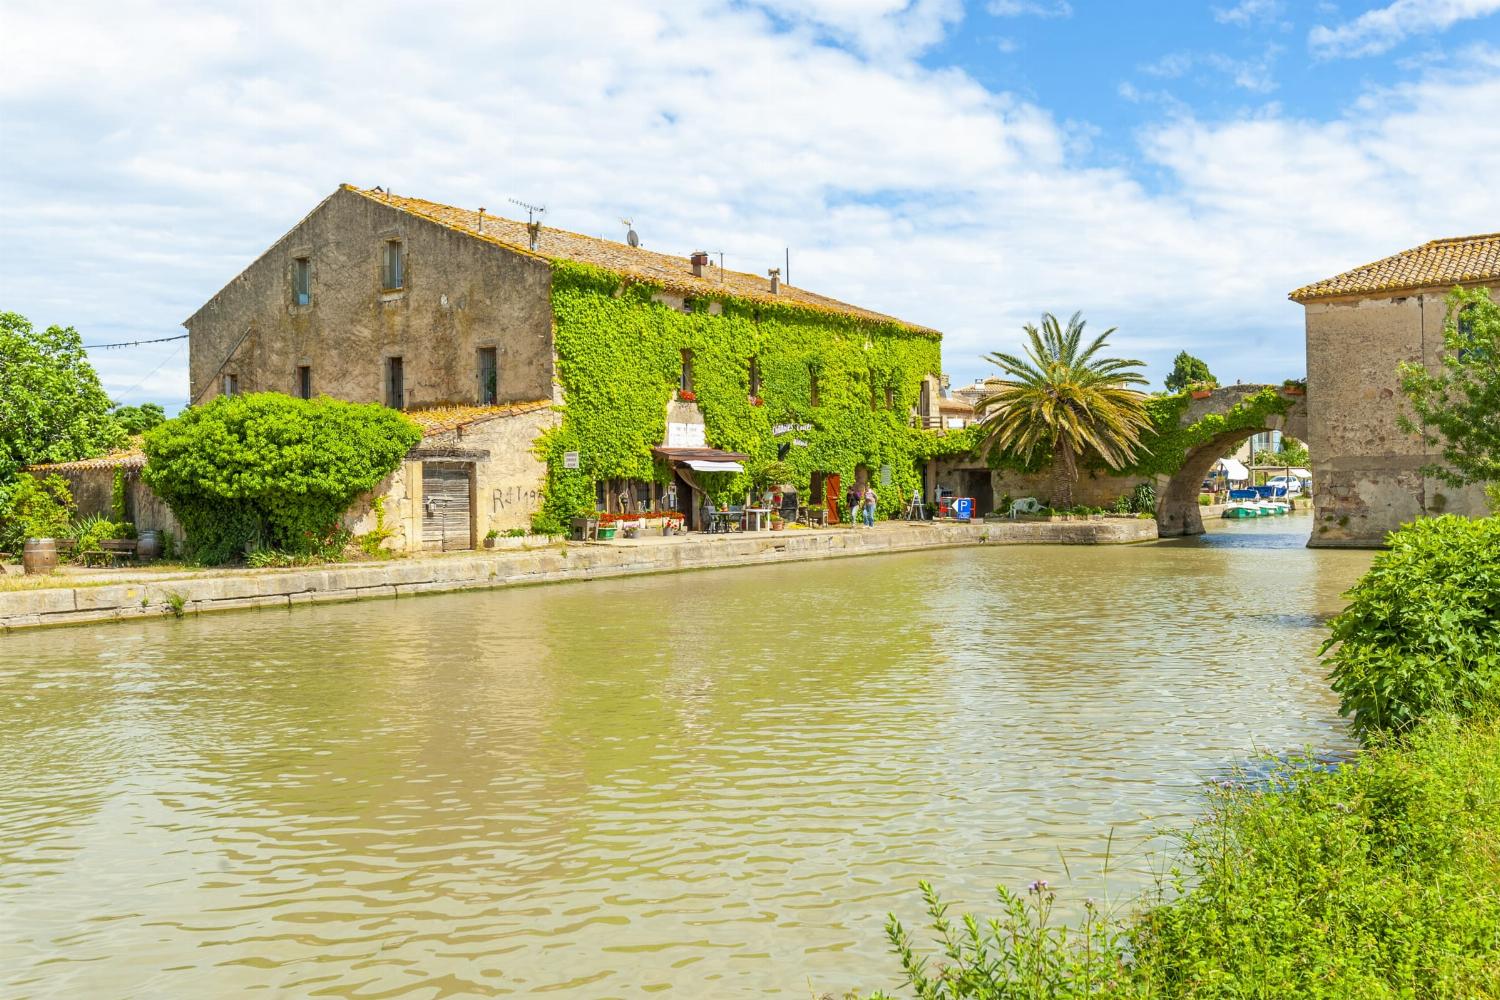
[1265,475,1304,495]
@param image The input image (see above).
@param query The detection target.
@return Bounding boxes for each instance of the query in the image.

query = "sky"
[2,0,1499,407]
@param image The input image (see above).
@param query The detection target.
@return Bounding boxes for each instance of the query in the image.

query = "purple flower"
[1028,879,1048,893]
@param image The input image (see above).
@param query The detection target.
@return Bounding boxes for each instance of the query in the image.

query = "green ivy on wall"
[1115,388,1291,478]
[532,261,944,532]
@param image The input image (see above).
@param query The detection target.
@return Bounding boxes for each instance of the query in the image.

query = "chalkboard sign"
[563,451,580,469]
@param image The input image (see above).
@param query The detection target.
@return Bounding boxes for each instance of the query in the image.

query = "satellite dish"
[627,229,639,248]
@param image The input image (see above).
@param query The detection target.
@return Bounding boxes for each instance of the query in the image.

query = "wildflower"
[1028,879,1048,893]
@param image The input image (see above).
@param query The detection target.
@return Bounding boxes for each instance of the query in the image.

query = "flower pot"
[1283,386,1305,396]
[597,527,617,540]
[484,537,497,549]
[1190,389,1213,400]
[770,520,784,531]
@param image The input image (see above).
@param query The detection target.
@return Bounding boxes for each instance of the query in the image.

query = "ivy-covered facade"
[535,261,953,532]
[174,185,957,546]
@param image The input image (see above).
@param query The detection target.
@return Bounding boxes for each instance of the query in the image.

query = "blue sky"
[2,0,1498,407]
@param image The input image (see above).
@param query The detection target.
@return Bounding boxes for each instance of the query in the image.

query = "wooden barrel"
[22,538,58,575]
[137,530,162,561]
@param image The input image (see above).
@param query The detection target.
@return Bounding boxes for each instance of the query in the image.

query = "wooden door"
[826,473,841,525]
[422,462,473,551]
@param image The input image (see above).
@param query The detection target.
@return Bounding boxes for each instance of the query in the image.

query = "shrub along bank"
[863,515,1500,999]
[143,394,420,564]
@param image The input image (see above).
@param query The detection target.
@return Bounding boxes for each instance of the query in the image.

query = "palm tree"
[975,312,1152,510]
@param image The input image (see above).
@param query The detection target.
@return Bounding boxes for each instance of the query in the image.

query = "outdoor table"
[709,510,737,533]
[743,507,770,531]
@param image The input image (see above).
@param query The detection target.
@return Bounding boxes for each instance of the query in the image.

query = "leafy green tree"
[975,312,1152,509]
[1398,287,1500,500]
[0,312,125,484]
[111,402,167,436]
[142,393,422,563]
[0,474,74,551]
[1164,350,1215,394]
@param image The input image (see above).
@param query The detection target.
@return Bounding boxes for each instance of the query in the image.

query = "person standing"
[863,485,877,527]
[846,482,861,527]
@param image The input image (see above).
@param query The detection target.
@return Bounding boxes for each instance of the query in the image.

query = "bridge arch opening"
[1157,428,1269,537]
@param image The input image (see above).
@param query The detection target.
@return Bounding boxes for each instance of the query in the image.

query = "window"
[297,365,312,400]
[748,356,761,397]
[680,349,694,393]
[222,373,239,397]
[386,356,405,408]
[478,347,497,405]
[382,240,404,290]
[809,365,820,407]
[885,384,895,409]
[293,257,311,305]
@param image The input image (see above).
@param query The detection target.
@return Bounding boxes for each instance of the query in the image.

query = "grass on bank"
[862,514,1500,999]
[866,715,1500,1000]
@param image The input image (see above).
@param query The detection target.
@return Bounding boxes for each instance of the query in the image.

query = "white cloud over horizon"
[1310,0,1500,57]
[1,2,1498,408]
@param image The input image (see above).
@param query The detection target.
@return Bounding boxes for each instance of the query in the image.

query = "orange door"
[826,473,841,525]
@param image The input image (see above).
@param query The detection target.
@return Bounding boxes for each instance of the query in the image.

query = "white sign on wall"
[563,451,580,469]
[667,422,706,448]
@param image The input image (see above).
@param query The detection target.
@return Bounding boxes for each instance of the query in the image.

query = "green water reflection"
[0,514,1372,997]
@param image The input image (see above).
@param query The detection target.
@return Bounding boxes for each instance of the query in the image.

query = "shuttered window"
[478,347,497,405]
[386,356,404,408]
[382,240,404,290]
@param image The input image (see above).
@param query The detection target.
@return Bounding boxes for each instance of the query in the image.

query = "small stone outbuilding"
[1290,233,1499,547]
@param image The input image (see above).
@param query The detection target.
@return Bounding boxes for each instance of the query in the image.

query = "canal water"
[0,513,1372,998]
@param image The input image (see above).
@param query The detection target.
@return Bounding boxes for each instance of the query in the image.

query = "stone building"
[1290,233,1499,547]
[43,185,943,552]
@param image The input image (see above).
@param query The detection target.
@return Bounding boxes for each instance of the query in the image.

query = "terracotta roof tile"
[1290,232,1500,302]
[405,401,553,435]
[348,186,938,336]
[27,446,146,473]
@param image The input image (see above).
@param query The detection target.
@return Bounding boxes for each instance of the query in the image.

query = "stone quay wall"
[0,519,1158,633]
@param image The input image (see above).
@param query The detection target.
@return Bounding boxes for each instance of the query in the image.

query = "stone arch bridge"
[1155,384,1307,538]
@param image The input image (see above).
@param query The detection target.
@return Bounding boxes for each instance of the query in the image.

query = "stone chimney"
[527,220,541,252]
[768,267,781,294]
[689,251,709,278]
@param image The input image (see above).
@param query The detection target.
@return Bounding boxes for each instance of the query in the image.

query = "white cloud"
[1310,0,1500,58]
[0,3,1497,405]
[986,0,1073,17]
[1140,46,1282,93]
[1214,0,1286,26]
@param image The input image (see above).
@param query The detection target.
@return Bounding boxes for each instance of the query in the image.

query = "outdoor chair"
[1009,497,1042,519]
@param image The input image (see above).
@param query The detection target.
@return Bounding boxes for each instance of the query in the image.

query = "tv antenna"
[622,218,639,248]
[508,197,547,224]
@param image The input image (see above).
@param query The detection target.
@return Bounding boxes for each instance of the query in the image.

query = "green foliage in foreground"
[142,393,421,564]
[1322,515,1500,740]
[867,716,1500,999]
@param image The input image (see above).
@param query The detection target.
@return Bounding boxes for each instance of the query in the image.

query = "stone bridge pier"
[1156,385,1308,538]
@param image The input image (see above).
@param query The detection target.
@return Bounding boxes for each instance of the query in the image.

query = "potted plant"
[678,388,697,402]
[1282,377,1307,395]
[483,529,499,549]
[770,512,785,531]
[1189,380,1216,400]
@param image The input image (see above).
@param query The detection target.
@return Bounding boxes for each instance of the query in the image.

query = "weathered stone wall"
[186,186,555,409]
[342,405,558,550]
[30,464,184,542]
[1304,286,1494,547]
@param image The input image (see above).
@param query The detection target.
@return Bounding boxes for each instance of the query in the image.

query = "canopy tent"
[652,446,748,474]
[1212,457,1250,480]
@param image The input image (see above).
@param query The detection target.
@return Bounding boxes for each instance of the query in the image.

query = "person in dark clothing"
[845,483,861,526]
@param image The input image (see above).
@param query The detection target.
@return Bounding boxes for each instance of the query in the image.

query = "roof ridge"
[348,186,939,336]
[1425,232,1500,246]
